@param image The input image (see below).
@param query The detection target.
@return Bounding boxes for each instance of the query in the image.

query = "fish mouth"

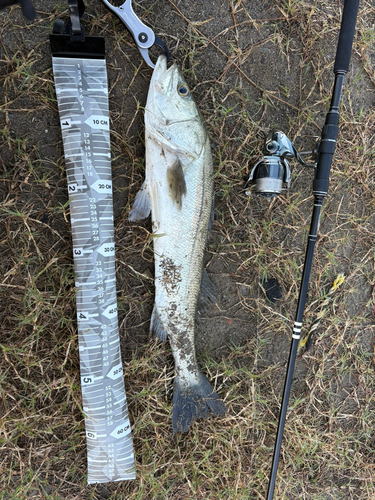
[152,54,168,79]
[150,55,180,93]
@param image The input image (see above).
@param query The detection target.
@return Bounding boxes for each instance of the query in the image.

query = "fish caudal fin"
[150,306,168,341]
[172,372,226,433]
[129,181,151,221]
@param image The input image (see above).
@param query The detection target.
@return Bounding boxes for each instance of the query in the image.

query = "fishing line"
[50,1,135,484]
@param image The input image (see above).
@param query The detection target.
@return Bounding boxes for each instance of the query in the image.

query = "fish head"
[146,55,207,159]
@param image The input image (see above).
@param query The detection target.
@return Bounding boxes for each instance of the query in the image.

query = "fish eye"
[177,84,190,98]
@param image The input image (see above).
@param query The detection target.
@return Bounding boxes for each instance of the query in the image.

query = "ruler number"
[107,363,123,380]
[116,425,129,435]
[74,248,83,256]
[78,311,89,322]
[110,422,131,439]
[93,119,108,126]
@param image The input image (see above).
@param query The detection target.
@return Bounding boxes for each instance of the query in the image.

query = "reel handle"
[334,0,360,74]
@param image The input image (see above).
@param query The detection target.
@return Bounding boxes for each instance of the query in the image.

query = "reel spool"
[246,131,316,198]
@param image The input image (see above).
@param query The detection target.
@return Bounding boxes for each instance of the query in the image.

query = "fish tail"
[172,372,226,433]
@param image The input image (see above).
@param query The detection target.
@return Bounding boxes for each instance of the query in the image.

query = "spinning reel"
[246,131,316,198]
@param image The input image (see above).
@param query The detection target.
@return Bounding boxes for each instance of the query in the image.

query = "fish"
[129,55,226,433]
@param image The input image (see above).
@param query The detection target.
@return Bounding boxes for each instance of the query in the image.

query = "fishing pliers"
[101,0,170,68]
[0,0,35,20]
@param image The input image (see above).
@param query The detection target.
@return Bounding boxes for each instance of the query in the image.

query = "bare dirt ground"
[0,1,374,499]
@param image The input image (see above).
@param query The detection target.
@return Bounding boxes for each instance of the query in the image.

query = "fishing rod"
[246,0,360,497]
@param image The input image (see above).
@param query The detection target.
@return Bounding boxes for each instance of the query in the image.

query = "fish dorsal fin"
[129,181,151,222]
[208,195,214,234]
[167,159,187,209]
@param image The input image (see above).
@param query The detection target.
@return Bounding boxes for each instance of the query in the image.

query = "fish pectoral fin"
[167,159,187,209]
[129,181,152,221]
[151,305,168,341]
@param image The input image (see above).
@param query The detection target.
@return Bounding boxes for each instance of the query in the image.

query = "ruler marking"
[82,394,107,401]
[58,87,82,92]
[86,405,106,411]
[79,345,102,351]
[114,396,126,406]
[117,456,135,462]
[59,103,80,108]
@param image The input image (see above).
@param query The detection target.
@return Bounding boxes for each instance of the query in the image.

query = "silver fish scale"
[52,57,135,483]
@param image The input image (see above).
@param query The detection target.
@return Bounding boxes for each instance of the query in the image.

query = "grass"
[0,0,375,499]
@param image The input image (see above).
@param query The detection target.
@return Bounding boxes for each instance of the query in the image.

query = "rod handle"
[334,0,360,74]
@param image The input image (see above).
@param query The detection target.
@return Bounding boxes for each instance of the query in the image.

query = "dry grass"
[0,0,374,499]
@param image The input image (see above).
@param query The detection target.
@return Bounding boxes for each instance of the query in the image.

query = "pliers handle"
[101,0,169,68]
[0,0,36,20]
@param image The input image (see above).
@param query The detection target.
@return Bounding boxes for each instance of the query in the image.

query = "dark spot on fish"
[169,302,177,317]
[161,148,165,157]
[170,329,197,367]
[160,257,182,294]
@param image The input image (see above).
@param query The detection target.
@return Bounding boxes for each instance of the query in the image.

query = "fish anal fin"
[172,372,226,434]
[150,305,168,341]
[167,159,187,209]
[129,181,151,222]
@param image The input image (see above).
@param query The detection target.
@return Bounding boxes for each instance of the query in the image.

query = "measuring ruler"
[51,35,135,484]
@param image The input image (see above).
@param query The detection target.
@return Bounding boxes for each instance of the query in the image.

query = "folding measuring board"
[50,33,135,483]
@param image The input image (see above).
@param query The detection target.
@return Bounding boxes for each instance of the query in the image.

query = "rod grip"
[334,0,360,74]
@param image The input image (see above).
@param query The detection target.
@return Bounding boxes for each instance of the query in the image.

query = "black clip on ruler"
[50,0,135,484]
